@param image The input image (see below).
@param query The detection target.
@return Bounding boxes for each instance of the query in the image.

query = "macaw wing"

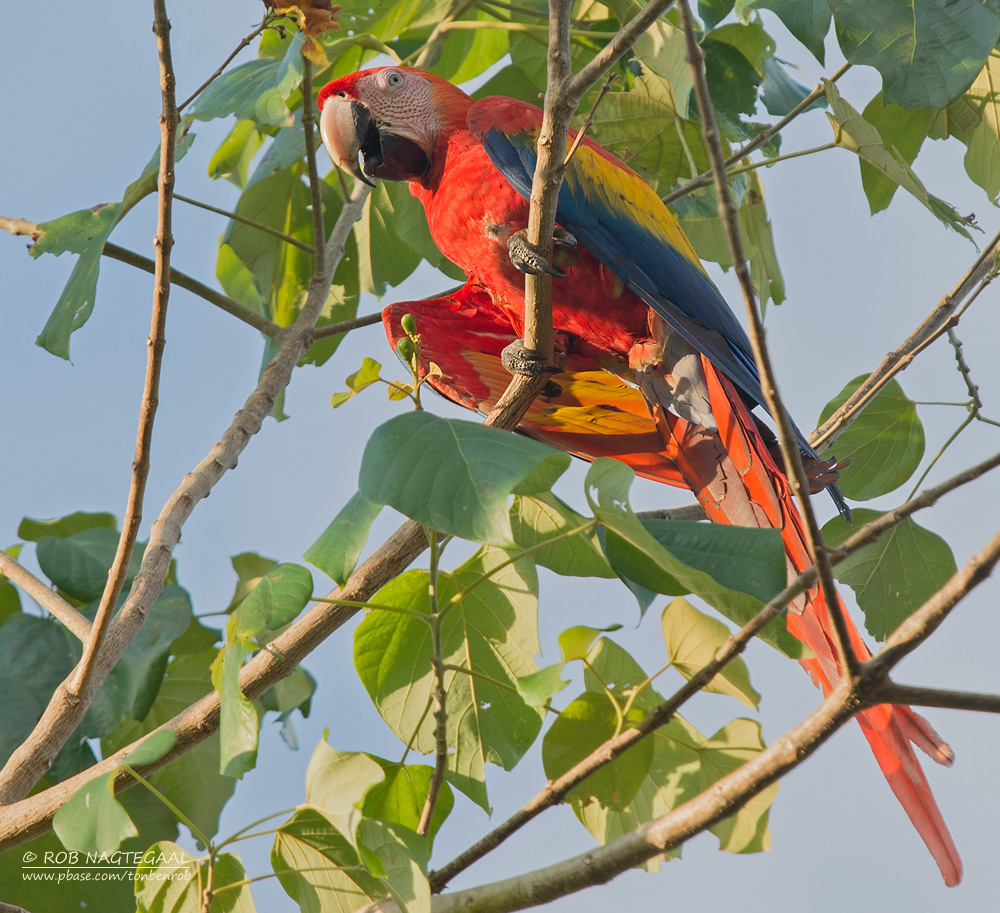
[382,282,688,488]
[468,97,770,429]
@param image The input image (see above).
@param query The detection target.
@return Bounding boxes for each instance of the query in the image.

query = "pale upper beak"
[319,95,377,187]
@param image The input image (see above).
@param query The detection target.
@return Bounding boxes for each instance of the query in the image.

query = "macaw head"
[317,66,473,186]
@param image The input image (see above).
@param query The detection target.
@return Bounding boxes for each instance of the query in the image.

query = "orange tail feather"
[646,352,962,886]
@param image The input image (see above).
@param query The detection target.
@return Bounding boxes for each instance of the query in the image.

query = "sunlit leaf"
[510,492,613,578]
[137,843,255,913]
[305,492,383,586]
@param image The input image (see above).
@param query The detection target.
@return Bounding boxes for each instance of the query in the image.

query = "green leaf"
[306,740,387,832]
[137,843,255,913]
[18,510,117,542]
[702,35,763,117]
[226,551,279,613]
[832,0,1000,109]
[354,547,542,811]
[208,119,263,187]
[742,0,829,64]
[193,58,294,127]
[35,527,143,603]
[53,774,138,855]
[230,563,313,639]
[955,50,1000,203]
[860,92,936,212]
[359,413,569,546]
[825,81,975,239]
[823,510,957,640]
[102,651,237,841]
[431,8,510,85]
[355,182,427,297]
[661,597,760,707]
[633,20,694,118]
[357,819,430,913]
[30,130,195,358]
[574,640,777,859]
[272,807,386,911]
[305,492,383,587]
[760,56,815,117]
[361,758,454,845]
[211,641,258,779]
[543,690,654,810]
[516,664,570,708]
[817,376,924,500]
[0,615,75,768]
[1,789,177,913]
[510,492,613,578]
[700,0,735,31]
[558,624,622,663]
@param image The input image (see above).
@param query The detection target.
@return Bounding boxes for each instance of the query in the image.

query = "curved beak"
[320,96,378,187]
[320,95,431,186]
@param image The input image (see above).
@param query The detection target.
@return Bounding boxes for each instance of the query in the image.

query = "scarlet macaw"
[318,67,961,884]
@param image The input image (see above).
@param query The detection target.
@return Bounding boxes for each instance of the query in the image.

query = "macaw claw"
[507,228,579,277]
[501,340,562,377]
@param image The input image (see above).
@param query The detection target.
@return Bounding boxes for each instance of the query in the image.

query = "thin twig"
[0,180,372,805]
[300,57,326,278]
[0,553,91,642]
[873,683,1000,714]
[662,63,851,206]
[563,73,618,166]
[174,193,315,254]
[675,0,857,676]
[418,534,449,836]
[68,0,179,703]
[310,312,383,340]
[812,226,1000,450]
[178,15,275,112]
[0,216,281,337]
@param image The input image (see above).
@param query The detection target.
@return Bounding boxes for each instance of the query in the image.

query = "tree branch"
[310,312,383,340]
[68,0,179,704]
[875,683,1000,714]
[174,193,315,254]
[0,179,372,806]
[0,553,91,642]
[661,63,851,206]
[675,0,856,675]
[812,226,1000,450]
[300,57,326,279]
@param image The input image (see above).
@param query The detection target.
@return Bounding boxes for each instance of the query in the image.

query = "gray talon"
[501,340,561,377]
[507,229,577,278]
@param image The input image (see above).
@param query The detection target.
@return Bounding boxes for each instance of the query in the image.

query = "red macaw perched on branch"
[318,67,961,884]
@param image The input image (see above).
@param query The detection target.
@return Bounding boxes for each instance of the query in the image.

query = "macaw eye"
[386,71,404,88]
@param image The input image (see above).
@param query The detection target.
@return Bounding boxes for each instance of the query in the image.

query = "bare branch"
[174,193,316,254]
[177,14,274,112]
[0,180,372,805]
[301,56,327,278]
[69,0,180,705]
[310,312,384,340]
[0,553,91,642]
[812,226,1000,450]
[876,683,1000,714]
[635,503,705,521]
[418,535,448,836]
[675,0,855,674]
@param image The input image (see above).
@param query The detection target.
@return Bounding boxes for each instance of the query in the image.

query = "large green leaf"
[430,8,510,85]
[192,58,294,127]
[103,651,237,841]
[208,119,264,187]
[542,690,654,810]
[357,819,430,913]
[661,597,760,707]
[359,413,570,546]
[860,92,936,213]
[305,492,383,587]
[510,492,614,579]
[53,775,138,855]
[137,843,255,913]
[956,50,1000,203]
[0,789,177,913]
[823,510,957,640]
[272,807,386,912]
[573,640,777,860]
[35,527,143,603]
[825,81,975,239]
[832,0,1000,109]
[818,376,924,500]
[354,548,542,810]
[361,758,454,846]
[30,129,195,358]
[229,563,313,639]
[19,510,117,542]
[0,615,75,769]
[741,0,829,64]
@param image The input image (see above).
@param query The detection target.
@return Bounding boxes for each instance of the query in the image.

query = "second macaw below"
[318,66,962,884]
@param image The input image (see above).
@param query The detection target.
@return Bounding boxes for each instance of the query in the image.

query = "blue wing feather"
[479,124,833,479]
